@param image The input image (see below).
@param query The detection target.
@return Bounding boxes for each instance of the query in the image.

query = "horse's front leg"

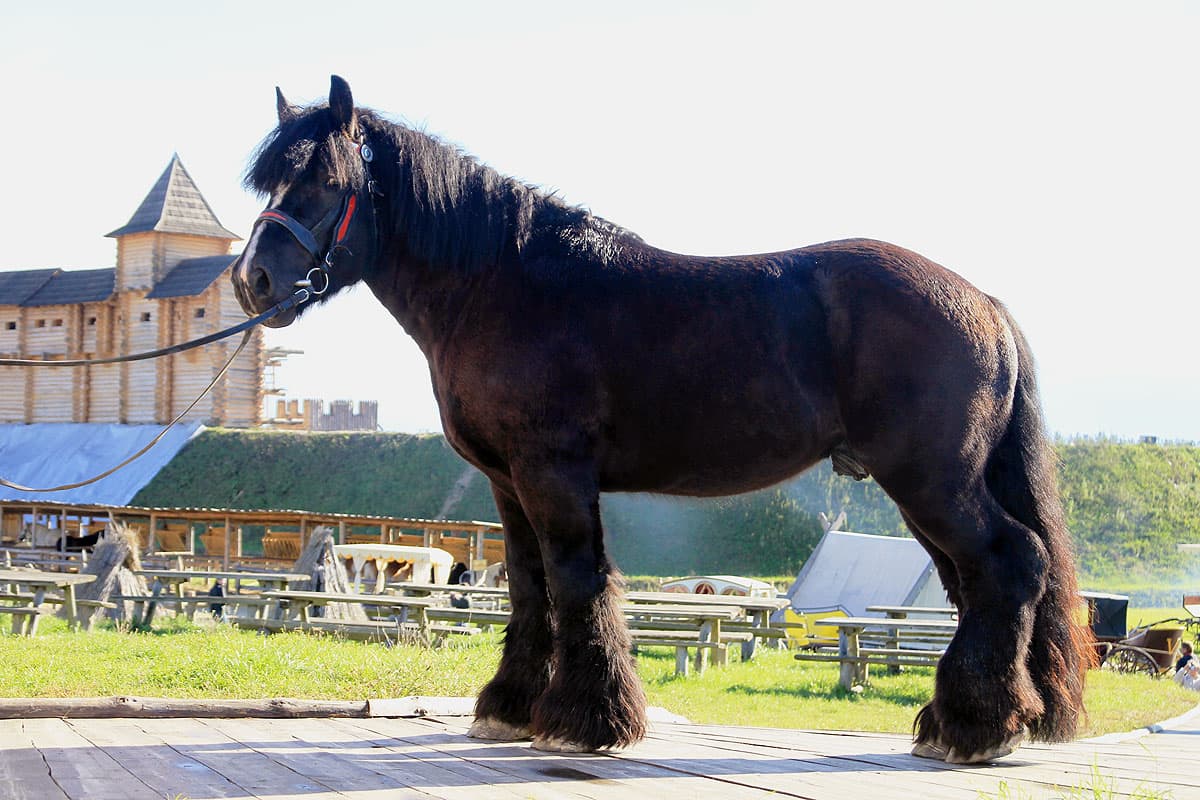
[515,460,647,751]
[470,483,552,741]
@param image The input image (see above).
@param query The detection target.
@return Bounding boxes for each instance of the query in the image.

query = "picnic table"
[126,569,311,625]
[863,605,959,673]
[793,615,959,689]
[626,590,790,660]
[0,568,97,634]
[135,569,311,597]
[864,604,958,620]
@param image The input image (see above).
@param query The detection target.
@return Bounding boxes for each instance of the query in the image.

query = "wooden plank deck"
[0,709,1196,799]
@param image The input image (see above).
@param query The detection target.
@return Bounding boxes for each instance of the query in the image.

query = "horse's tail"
[986,298,1092,742]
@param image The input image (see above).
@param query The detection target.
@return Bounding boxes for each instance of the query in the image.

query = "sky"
[2,2,1197,441]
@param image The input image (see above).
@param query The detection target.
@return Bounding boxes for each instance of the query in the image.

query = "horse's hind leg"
[900,511,962,610]
[1024,537,1092,743]
[897,512,966,761]
[895,484,1048,764]
[470,484,552,741]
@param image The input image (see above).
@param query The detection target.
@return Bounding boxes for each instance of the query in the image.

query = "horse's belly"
[599,412,837,497]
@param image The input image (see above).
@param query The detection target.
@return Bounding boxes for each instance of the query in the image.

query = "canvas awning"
[0,423,204,506]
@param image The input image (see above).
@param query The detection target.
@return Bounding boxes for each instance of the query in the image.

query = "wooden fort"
[0,155,263,427]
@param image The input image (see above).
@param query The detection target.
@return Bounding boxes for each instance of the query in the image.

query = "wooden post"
[223,516,231,569]
[885,619,902,674]
[674,646,690,677]
[694,620,710,674]
[337,521,346,546]
[235,526,243,560]
[838,625,865,690]
[148,512,158,554]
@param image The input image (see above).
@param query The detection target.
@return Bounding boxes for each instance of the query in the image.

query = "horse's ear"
[329,75,357,135]
[275,87,299,124]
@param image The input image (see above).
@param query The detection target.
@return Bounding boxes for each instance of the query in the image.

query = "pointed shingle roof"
[146,255,237,299]
[106,155,240,240]
[0,268,59,306]
[22,268,115,307]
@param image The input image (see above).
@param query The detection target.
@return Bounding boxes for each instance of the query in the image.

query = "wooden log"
[0,696,368,719]
[290,526,368,622]
[74,522,148,627]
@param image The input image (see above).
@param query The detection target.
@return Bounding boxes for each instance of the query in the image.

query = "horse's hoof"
[911,740,949,760]
[531,735,596,753]
[467,717,532,741]
[945,728,1025,764]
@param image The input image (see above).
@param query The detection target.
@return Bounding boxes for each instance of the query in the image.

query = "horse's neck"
[365,257,483,358]
[363,124,533,352]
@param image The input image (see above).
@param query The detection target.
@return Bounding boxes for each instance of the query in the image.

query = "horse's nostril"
[252,267,272,298]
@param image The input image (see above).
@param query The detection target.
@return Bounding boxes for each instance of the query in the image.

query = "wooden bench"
[630,628,753,676]
[229,615,479,645]
[231,615,424,641]
[110,594,213,626]
[112,592,277,626]
[16,597,121,633]
[793,616,957,689]
[425,606,511,629]
[0,605,48,635]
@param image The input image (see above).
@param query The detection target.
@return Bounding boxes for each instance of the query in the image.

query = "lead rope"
[0,288,310,368]
[0,329,252,492]
[0,287,313,493]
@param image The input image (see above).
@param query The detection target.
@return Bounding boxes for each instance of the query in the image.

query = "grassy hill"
[134,430,1200,586]
[132,429,498,521]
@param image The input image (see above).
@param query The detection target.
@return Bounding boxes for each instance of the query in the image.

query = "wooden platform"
[0,711,1196,799]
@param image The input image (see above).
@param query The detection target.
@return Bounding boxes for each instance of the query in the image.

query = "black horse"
[233,76,1090,762]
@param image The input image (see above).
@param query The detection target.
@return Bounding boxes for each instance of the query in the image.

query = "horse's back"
[593,238,1016,495]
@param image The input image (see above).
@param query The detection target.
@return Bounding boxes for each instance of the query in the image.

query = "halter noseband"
[253,138,378,296]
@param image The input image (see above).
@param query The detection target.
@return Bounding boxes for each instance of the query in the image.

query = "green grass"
[3,617,1195,740]
[978,764,1177,799]
[0,617,498,699]
[1127,605,1197,632]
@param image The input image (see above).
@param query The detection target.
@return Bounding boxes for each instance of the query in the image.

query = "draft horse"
[233,76,1091,763]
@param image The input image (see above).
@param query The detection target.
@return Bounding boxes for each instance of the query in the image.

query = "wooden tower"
[0,156,264,427]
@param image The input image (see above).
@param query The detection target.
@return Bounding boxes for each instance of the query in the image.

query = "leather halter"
[253,138,378,296]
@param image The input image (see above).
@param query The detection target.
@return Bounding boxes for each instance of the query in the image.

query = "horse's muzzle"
[232,256,299,328]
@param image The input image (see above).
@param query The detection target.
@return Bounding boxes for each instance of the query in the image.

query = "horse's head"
[233,75,379,327]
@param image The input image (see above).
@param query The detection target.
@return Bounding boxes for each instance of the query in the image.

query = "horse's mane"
[245,105,640,274]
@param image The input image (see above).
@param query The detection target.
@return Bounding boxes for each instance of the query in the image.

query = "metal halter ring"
[295,266,331,296]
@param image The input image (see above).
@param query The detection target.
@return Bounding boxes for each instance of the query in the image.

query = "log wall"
[2,243,263,427]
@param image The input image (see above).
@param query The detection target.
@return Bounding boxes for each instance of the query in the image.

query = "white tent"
[780,530,949,617]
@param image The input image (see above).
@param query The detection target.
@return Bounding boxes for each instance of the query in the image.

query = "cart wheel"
[1101,646,1160,676]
